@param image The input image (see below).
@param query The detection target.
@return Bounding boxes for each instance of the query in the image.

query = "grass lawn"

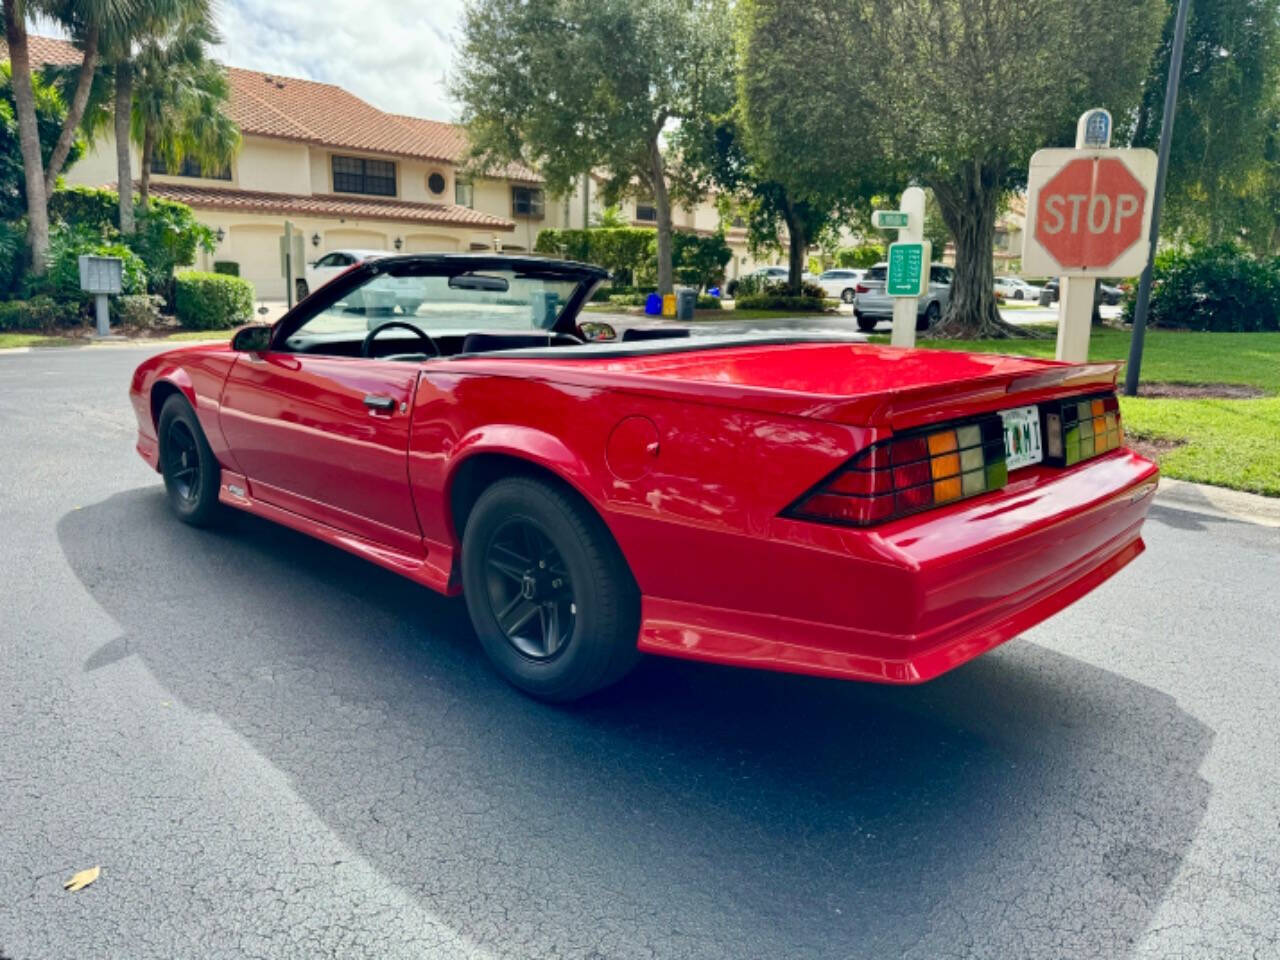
[161,329,233,341]
[872,327,1280,496]
[0,332,79,349]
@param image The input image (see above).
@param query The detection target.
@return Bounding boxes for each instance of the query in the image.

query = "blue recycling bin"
[644,292,663,315]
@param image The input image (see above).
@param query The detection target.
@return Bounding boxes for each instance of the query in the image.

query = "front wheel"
[461,477,640,701]
[157,394,222,526]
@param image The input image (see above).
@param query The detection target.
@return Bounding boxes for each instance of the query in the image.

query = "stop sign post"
[1023,117,1156,362]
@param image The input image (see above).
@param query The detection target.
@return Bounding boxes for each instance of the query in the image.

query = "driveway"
[1,344,1277,959]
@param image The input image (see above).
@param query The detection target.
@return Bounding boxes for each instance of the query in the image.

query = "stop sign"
[1023,148,1157,277]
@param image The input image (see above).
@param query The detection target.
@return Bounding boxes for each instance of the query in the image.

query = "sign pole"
[284,220,296,309]
[1125,0,1191,397]
[1054,111,1111,363]
[887,187,926,348]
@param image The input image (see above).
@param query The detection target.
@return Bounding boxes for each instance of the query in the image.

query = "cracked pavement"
[1,345,1277,959]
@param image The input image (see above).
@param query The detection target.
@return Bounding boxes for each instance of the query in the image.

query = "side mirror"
[231,324,272,352]
[579,320,617,342]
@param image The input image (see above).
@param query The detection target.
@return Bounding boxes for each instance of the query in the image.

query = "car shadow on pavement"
[59,488,1212,960]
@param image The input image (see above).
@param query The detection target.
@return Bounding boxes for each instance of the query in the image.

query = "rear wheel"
[295,278,309,301]
[840,288,855,303]
[461,477,640,701]
[158,394,221,526]
[1013,289,1024,300]
[855,311,878,333]
[918,301,941,332]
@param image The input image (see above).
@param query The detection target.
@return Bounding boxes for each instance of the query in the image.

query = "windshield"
[295,268,583,338]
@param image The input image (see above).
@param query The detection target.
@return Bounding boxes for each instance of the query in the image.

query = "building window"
[150,155,231,180]
[427,171,446,195]
[635,203,658,222]
[511,186,544,219]
[332,155,396,196]
[455,178,473,208]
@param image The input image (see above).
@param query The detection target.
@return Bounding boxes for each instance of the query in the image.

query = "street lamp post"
[1125,0,1192,397]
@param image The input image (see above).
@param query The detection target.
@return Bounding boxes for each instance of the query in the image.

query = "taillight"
[788,415,1008,527]
[1042,394,1124,466]
[855,283,869,294]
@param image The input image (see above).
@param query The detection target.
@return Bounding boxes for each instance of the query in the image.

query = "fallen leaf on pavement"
[63,866,100,892]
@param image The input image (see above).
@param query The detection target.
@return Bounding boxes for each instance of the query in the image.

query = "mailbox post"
[78,255,123,338]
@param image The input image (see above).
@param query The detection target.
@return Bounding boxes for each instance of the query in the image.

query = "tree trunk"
[139,126,154,213]
[115,61,134,234]
[5,0,50,271]
[43,21,99,193]
[782,201,807,293]
[648,137,674,295]
[929,169,1027,339]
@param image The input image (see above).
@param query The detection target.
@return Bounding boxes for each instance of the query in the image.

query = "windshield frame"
[269,253,608,350]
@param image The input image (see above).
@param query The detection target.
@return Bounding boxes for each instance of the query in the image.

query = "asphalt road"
[1,344,1277,960]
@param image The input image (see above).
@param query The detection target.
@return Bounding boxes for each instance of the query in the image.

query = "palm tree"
[130,8,238,214]
[3,0,143,268]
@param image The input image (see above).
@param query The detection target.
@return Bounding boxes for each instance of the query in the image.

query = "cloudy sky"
[212,0,468,122]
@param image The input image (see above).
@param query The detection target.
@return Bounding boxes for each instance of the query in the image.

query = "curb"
[1154,478,1280,528]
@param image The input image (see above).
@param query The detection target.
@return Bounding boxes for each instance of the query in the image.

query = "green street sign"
[887,240,931,297]
[873,210,910,229]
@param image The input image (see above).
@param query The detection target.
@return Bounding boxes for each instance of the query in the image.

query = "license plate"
[1000,405,1043,470]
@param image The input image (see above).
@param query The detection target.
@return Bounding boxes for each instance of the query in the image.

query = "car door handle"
[363,394,396,413]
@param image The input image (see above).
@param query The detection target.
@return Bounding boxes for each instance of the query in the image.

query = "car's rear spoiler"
[804,361,1123,431]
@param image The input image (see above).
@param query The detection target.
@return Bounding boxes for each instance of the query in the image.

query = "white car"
[815,268,866,303]
[995,276,1042,301]
[300,248,388,300]
[727,265,816,297]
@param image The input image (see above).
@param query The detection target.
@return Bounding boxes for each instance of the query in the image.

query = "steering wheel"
[361,320,439,359]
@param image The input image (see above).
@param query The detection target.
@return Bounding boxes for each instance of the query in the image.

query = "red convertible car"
[129,255,1157,700]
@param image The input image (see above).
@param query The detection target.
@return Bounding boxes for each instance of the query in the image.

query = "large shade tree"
[743,0,1165,337]
[0,61,80,220]
[1133,0,1280,252]
[453,0,733,294]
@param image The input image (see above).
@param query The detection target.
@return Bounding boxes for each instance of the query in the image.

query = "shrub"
[213,260,240,277]
[1122,243,1280,332]
[672,231,731,289]
[174,270,254,330]
[735,293,827,313]
[835,244,885,269]
[115,293,166,329]
[535,226,730,289]
[696,294,721,309]
[0,218,24,295]
[47,186,214,300]
[24,223,147,305]
[0,295,82,331]
[607,293,649,307]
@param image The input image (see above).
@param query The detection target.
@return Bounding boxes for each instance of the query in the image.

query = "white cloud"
[212,0,467,122]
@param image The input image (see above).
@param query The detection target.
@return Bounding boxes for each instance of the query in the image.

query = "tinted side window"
[931,267,953,284]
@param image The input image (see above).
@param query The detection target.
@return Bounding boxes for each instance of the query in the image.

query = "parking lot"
[2,344,1278,959]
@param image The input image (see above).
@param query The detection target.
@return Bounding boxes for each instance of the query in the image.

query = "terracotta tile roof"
[6,34,542,180]
[140,182,516,231]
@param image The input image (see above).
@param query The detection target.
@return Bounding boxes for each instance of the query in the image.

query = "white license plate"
[1000,405,1043,470]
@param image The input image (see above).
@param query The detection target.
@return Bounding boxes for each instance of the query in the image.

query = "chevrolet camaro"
[129,254,1158,701]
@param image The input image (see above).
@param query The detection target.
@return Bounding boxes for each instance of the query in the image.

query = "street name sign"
[873,210,910,229]
[887,241,930,297]
[1022,148,1157,276]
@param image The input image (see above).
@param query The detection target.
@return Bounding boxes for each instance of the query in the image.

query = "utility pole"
[1125,0,1191,397]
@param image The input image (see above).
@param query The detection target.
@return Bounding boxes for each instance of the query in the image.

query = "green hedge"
[834,243,885,269]
[535,226,731,289]
[1122,243,1280,332]
[174,271,255,330]
[734,293,827,313]
[213,260,240,277]
[23,224,147,305]
[0,295,82,331]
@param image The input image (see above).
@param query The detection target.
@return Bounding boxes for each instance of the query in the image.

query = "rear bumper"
[636,450,1158,683]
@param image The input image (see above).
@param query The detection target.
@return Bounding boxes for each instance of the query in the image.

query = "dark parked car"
[1038,279,1122,307]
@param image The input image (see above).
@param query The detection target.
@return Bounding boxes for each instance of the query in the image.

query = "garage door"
[325,229,387,252]
[227,224,284,300]
[403,233,460,253]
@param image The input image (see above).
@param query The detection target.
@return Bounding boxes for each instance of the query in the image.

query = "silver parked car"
[853,262,953,333]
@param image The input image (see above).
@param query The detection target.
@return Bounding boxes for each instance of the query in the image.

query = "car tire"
[461,477,641,702]
[295,279,309,301]
[855,313,878,332]
[1013,289,1024,300]
[157,394,222,527]
[918,301,941,332]
[841,288,855,303]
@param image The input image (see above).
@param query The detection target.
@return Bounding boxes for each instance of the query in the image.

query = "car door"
[219,349,425,555]
[930,265,954,310]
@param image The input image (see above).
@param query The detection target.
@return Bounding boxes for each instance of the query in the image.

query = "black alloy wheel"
[166,419,202,505]
[158,394,222,526]
[483,518,576,661]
